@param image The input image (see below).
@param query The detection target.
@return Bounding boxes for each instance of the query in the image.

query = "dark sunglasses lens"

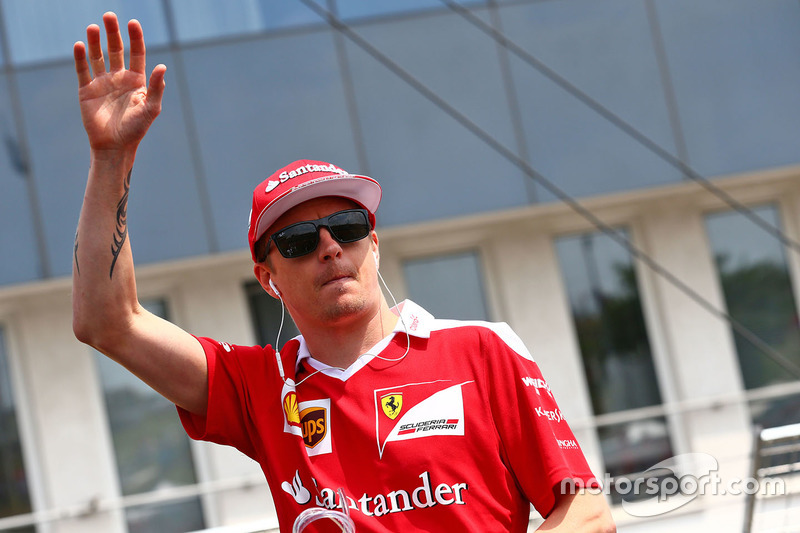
[329,211,370,243]
[274,223,319,258]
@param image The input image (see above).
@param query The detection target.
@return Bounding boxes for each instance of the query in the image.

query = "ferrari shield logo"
[381,393,403,420]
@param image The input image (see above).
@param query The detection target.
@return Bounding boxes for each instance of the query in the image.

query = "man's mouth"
[319,271,356,287]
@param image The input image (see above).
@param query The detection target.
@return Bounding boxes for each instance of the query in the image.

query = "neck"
[300,297,399,369]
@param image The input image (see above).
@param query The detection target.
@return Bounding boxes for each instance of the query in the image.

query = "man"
[72,12,615,532]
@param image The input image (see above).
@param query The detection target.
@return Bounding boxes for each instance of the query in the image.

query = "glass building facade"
[0,0,799,286]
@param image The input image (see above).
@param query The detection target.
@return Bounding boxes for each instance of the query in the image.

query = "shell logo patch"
[381,393,403,420]
[283,391,300,427]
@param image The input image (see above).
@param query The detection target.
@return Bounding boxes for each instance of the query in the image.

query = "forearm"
[536,492,616,533]
[72,148,142,347]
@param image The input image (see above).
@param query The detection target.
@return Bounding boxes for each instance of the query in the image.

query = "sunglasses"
[264,209,372,260]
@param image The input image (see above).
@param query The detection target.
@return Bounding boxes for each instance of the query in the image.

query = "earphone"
[372,251,379,269]
[269,279,281,297]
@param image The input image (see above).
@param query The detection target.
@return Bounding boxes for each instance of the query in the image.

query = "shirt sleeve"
[481,323,599,517]
[176,336,271,461]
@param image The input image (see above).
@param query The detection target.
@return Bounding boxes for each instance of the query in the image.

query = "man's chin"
[319,294,370,323]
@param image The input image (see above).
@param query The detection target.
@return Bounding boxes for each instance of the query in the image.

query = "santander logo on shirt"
[374,380,474,459]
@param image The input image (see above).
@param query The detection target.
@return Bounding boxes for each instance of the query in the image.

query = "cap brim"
[253,174,382,244]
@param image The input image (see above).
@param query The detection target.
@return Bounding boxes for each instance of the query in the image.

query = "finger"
[146,64,167,117]
[103,12,125,71]
[128,19,145,74]
[73,41,93,87]
[85,23,106,78]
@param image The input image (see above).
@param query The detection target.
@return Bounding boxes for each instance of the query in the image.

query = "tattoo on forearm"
[73,230,80,275]
[109,169,131,279]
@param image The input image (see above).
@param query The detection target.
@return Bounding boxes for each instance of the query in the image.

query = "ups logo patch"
[300,406,327,448]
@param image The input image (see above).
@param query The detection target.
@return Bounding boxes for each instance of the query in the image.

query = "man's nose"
[316,227,343,261]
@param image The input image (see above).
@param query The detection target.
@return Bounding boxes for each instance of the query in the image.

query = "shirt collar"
[293,299,433,373]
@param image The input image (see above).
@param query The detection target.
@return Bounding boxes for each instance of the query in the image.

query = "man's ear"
[370,231,380,269]
[253,263,280,299]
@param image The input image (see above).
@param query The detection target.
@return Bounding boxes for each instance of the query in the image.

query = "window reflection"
[705,205,800,391]
[555,229,662,415]
[95,300,204,532]
[0,328,33,524]
[403,251,489,321]
[246,281,299,347]
[555,228,674,494]
[2,0,168,65]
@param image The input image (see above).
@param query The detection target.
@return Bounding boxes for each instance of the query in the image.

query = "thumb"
[146,64,167,116]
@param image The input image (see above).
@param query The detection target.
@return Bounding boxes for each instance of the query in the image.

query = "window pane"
[0,74,41,285]
[170,0,321,42]
[246,282,299,347]
[95,301,204,531]
[656,0,800,176]
[403,251,489,321]
[345,8,532,226]
[555,229,662,415]
[705,205,800,390]
[18,51,209,279]
[0,328,32,521]
[2,0,167,65]
[499,0,682,201]
[182,31,361,252]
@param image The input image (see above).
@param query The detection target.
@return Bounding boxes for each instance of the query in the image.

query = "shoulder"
[194,335,284,367]
[428,318,535,363]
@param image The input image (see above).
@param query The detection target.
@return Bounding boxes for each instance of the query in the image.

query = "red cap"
[247,159,382,261]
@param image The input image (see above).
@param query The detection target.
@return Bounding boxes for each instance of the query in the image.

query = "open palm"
[74,13,165,152]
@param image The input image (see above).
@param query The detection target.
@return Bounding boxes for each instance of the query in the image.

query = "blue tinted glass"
[3,0,167,65]
[345,8,531,226]
[170,0,321,42]
[0,328,32,520]
[705,205,800,390]
[336,0,444,20]
[182,30,361,252]
[17,51,210,278]
[0,74,41,285]
[499,0,682,201]
[555,228,662,414]
[656,0,800,176]
[403,251,489,321]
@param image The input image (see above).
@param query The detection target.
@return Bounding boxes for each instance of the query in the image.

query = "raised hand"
[73,12,166,152]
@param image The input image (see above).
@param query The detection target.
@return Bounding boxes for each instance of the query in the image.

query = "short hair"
[254,233,271,265]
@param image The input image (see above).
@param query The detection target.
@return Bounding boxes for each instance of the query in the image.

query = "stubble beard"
[318,285,371,323]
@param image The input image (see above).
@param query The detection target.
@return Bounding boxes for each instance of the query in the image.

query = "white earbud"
[269,279,281,297]
[373,251,379,269]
